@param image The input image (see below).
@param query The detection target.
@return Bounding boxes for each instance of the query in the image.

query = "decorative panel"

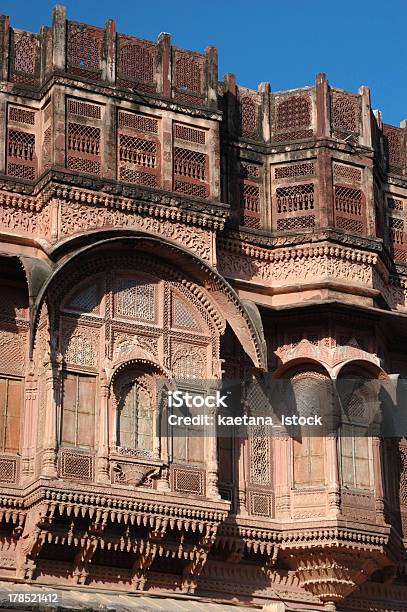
[0,456,18,484]
[333,163,362,184]
[238,88,260,139]
[249,492,272,517]
[172,48,205,105]
[66,98,103,176]
[273,181,315,232]
[118,110,161,187]
[239,159,262,229]
[383,124,405,175]
[272,91,313,142]
[7,106,38,180]
[331,90,361,136]
[114,278,156,321]
[10,29,40,86]
[171,466,204,495]
[172,298,200,330]
[334,185,365,234]
[117,35,157,93]
[249,425,271,485]
[58,449,94,481]
[274,162,315,180]
[67,21,103,80]
[173,145,209,198]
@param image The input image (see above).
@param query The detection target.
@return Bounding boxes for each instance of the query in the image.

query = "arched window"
[288,370,331,488]
[338,375,375,490]
[116,378,153,453]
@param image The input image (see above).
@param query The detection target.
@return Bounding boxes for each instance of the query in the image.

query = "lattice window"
[173,299,199,330]
[334,186,363,216]
[173,180,208,198]
[383,124,404,174]
[388,197,404,211]
[276,184,314,213]
[64,334,97,367]
[173,146,209,198]
[240,182,261,229]
[119,135,157,168]
[7,129,36,180]
[249,426,271,485]
[274,162,314,180]
[42,126,52,171]
[11,30,39,84]
[67,99,101,119]
[67,22,102,77]
[331,91,360,134]
[277,215,315,231]
[174,124,206,145]
[335,217,363,233]
[240,161,260,178]
[389,217,405,254]
[174,55,202,94]
[173,147,206,180]
[0,329,26,376]
[118,37,155,87]
[115,279,155,321]
[172,347,205,379]
[118,112,160,187]
[240,96,258,138]
[9,107,35,125]
[333,163,362,183]
[119,111,158,133]
[8,130,35,161]
[276,95,311,131]
[0,457,17,484]
[67,122,101,176]
[249,492,272,517]
[59,449,94,480]
[172,467,204,495]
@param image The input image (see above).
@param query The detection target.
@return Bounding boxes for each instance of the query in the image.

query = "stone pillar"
[103,19,116,85]
[162,113,173,192]
[52,4,66,72]
[273,436,291,518]
[103,101,116,179]
[359,85,372,148]
[259,81,271,143]
[53,87,65,168]
[205,45,218,110]
[41,359,60,478]
[316,72,330,138]
[0,15,10,81]
[317,147,334,228]
[157,33,171,98]
[21,370,36,480]
[326,435,340,515]
[206,405,220,500]
[372,436,385,524]
[97,372,110,484]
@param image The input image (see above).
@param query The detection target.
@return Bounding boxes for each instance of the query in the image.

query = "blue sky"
[4,0,407,125]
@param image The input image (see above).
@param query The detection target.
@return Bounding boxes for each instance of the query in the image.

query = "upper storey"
[1,5,407,273]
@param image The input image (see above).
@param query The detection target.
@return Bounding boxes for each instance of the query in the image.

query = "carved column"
[273,436,291,518]
[372,436,385,524]
[206,404,220,500]
[51,4,66,72]
[21,369,36,480]
[41,359,61,478]
[157,32,171,98]
[326,435,340,516]
[97,372,110,484]
[103,19,116,85]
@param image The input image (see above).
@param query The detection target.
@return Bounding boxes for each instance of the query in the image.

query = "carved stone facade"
[0,6,406,612]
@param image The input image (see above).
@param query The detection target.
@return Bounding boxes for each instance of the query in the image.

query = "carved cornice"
[223,228,384,253]
[4,74,223,120]
[219,238,378,266]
